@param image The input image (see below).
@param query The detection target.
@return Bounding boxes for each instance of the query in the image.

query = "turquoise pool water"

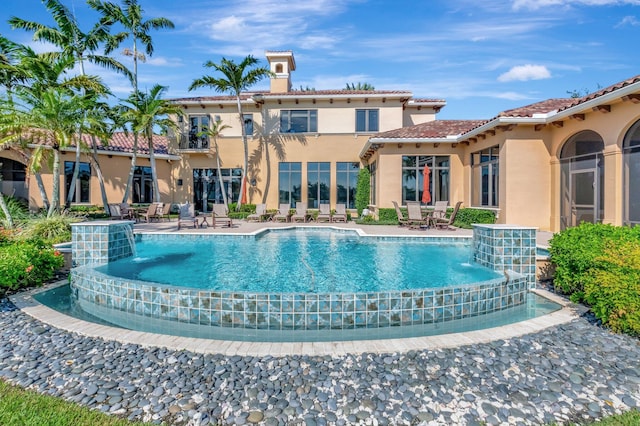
[95,230,500,293]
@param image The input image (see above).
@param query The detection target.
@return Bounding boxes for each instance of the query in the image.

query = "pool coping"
[10,282,580,356]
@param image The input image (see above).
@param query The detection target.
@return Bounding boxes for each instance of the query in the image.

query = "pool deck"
[11,220,566,357]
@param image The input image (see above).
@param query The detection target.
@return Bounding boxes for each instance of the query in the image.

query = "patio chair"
[211,204,232,228]
[120,203,135,220]
[392,201,410,227]
[139,202,163,223]
[316,203,332,222]
[332,203,347,223]
[290,202,308,223]
[247,203,268,222]
[272,203,291,222]
[406,201,429,229]
[431,201,449,220]
[108,203,122,219]
[177,203,198,230]
[160,202,172,221]
[433,201,462,230]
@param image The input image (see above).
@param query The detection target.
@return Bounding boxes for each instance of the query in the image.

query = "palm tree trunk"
[90,135,109,212]
[148,131,160,203]
[48,148,61,217]
[122,132,139,203]
[66,133,82,207]
[34,172,50,212]
[214,138,228,208]
[236,96,248,211]
[0,171,14,228]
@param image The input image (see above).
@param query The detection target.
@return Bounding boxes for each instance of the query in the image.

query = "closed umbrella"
[421,164,431,204]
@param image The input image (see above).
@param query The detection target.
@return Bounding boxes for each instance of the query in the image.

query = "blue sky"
[1,0,639,119]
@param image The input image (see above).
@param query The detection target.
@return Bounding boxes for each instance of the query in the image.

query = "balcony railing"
[174,133,210,150]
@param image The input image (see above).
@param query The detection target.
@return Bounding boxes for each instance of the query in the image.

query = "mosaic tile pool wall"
[473,224,537,288]
[69,223,531,331]
[71,221,135,267]
[72,267,527,330]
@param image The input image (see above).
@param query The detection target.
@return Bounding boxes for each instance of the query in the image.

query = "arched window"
[559,130,604,229]
[623,119,640,225]
[275,63,283,73]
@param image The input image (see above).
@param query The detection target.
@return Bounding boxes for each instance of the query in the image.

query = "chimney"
[265,51,295,93]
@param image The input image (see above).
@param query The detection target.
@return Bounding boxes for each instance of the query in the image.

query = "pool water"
[95,230,501,292]
[33,284,561,342]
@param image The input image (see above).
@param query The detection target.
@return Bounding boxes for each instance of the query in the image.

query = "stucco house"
[1,50,639,232]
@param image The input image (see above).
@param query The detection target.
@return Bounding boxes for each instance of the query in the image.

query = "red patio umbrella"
[421,164,431,204]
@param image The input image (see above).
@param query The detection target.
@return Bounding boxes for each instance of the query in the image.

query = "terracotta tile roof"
[557,73,640,112]
[169,90,414,103]
[64,132,170,156]
[496,98,576,118]
[374,119,488,139]
[89,132,171,156]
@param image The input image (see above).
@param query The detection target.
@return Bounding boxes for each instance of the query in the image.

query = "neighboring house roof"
[496,99,576,118]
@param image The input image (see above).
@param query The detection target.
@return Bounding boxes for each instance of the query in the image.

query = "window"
[559,131,604,229]
[337,162,359,209]
[133,166,153,203]
[64,161,90,203]
[193,168,242,212]
[356,109,379,132]
[243,114,253,136]
[0,158,27,201]
[401,156,449,205]
[279,162,302,207]
[188,115,210,149]
[307,162,330,208]
[471,147,499,207]
[623,120,640,225]
[280,110,317,133]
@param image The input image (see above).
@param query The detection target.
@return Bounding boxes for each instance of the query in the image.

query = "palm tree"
[345,82,375,90]
[189,55,273,210]
[10,0,132,207]
[117,84,182,202]
[89,0,174,202]
[197,119,231,208]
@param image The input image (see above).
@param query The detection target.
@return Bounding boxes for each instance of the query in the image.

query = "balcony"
[174,133,210,151]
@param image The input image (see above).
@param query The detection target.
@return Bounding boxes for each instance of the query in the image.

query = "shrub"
[18,212,82,244]
[0,196,30,228]
[584,240,640,336]
[355,168,370,216]
[378,207,400,222]
[0,239,64,292]
[548,223,640,300]
[453,208,496,229]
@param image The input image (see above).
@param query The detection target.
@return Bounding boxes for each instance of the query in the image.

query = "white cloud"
[146,56,184,67]
[498,65,552,82]
[616,15,640,26]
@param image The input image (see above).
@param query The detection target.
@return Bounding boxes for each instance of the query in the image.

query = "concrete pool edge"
[10,282,580,356]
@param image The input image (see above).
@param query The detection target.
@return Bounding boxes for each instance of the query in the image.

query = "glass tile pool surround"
[70,223,534,331]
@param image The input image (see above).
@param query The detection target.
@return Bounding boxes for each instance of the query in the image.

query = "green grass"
[0,379,145,426]
[580,410,640,425]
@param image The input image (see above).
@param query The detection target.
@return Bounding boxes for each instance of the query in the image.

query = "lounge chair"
[272,203,291,222]
[120,203,135,220]
[316,203,332,222]
[433,201,462,230]
[392,201,410,227]
[160,202,172,221]
[430,201,449,220]
[332,203,347,223]
[211,204,232,228]
[177,203,197,230]
[247,203,269,222]
[406,201,429,229]
[139,202,163,223]
[290,202,308,223]
[108,203,123,219]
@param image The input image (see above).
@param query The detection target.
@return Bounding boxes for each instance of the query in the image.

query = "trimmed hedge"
[549,222,640,336]
[453,208,496,229]
[355,168,370,216]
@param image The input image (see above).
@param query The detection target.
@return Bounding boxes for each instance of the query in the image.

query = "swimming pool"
[95,229,500,292]
[70,224,537,332]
